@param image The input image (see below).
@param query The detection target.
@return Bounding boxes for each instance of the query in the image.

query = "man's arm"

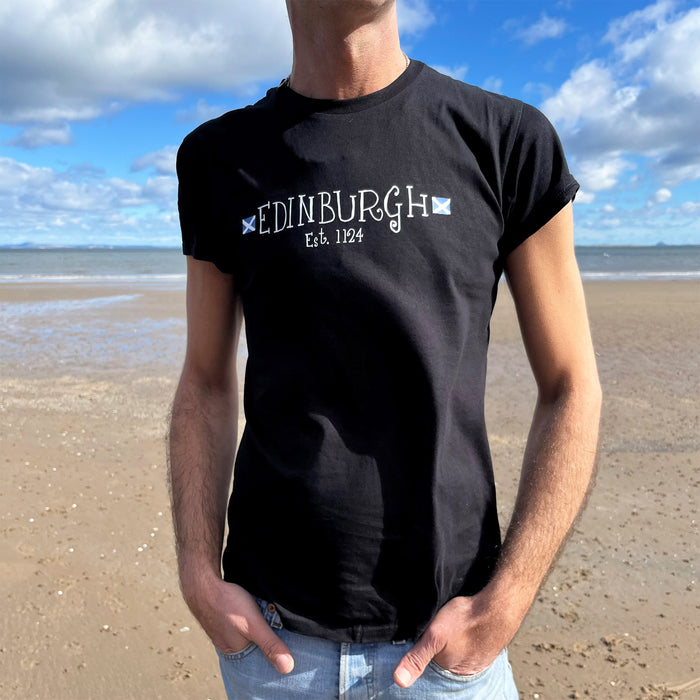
[167,257,294,674]
[395,202,602,686]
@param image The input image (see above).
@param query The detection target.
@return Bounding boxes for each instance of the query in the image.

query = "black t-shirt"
[177,60,579,643]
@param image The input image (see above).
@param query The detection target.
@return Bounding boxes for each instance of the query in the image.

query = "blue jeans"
[217,598,519,699]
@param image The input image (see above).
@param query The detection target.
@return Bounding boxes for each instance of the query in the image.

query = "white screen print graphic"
[241,185,451,247]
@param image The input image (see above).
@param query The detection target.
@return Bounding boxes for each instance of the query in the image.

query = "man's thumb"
[253,623,295,674]
[394,634,440,688]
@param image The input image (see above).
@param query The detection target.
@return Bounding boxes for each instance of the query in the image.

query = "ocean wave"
[0,274,186,283]
[580,270,700,280]
[0,295,141,322]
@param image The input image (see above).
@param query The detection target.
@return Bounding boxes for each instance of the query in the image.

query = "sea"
[0,246,698,376]
[1,245,699,284]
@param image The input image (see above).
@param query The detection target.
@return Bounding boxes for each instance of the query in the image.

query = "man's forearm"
[486,380,602,625]
[392,379,601,687]
[167,370,238,591]
[166,369,296,672]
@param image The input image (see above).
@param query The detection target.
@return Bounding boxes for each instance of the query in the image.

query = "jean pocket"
[216,642,258,662]
[427,652,498,683]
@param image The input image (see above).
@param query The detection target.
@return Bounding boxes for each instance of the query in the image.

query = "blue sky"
[1,0,698,247]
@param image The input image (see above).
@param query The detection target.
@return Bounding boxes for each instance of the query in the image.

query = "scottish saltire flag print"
[432,197,451,215]
[242,216,256,234]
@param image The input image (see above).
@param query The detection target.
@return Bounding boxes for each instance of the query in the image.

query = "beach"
[1,277,698,700]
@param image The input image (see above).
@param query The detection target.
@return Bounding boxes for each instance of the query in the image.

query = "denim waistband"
[254,596,284,630]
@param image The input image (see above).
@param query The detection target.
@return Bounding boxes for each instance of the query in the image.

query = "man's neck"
[285,1,407,100]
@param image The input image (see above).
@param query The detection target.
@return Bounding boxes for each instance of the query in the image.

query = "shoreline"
[2,273,700,287]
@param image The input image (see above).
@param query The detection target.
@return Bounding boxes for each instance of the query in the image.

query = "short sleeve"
[176,130,233,273]
[499,102,579,259]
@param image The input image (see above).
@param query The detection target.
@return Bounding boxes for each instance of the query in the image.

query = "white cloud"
[481,76,504,94]
[397,0,436,35]
[176,98,227,125]
[680,201,700,214]
[142,176,177,203]
[541,61,621,128]
[604,0,676,54]
[572,155,634,192]
[652,147,700,188]
[432,64,468,81]
[542,1,700,191]
[5,123,72,149]
[574,196,700,245]
[574,190,595,205]
[0,0,293,127]
[508,13,569,46]
[132,146,178,176]
[0,0,435,132]
[0,155,176,243]
[652,187,672,203]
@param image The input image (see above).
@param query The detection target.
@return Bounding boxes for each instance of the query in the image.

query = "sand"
[1,279,698,700]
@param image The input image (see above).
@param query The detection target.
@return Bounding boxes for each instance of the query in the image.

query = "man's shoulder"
[421,63,563,150]
[420,63,523,118]
[179,87,280,154]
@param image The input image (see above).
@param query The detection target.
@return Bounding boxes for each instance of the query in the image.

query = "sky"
[0,0,699,247]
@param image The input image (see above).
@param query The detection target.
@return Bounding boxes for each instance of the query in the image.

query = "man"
[168,1,602,698]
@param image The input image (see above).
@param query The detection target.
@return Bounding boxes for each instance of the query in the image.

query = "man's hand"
[183,572,295,675]
[393,591,518,688]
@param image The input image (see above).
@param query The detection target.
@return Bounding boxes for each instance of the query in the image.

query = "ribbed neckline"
[275,59,424,116]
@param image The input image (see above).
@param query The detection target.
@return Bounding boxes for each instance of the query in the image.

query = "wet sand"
[1,279,698,699]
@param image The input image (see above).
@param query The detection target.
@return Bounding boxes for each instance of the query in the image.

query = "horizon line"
[2,243,699,250]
